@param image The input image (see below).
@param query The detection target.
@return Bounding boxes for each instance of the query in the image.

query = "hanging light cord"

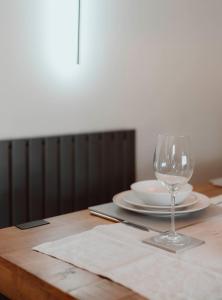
[77,0,81,64]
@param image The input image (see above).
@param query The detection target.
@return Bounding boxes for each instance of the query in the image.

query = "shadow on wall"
[191,159,222,184]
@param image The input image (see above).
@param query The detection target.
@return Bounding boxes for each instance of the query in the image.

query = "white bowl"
[130,180,193,206]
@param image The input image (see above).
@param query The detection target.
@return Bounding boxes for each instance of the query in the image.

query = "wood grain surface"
[0,183,221,300]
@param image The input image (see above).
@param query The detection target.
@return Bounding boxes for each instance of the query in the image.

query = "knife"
[90,211,149,231]
[121,220,149,231]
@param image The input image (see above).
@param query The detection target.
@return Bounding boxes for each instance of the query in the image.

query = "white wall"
[0,0,222,183]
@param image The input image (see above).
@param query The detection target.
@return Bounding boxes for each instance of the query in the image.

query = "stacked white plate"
[113,190,210,218]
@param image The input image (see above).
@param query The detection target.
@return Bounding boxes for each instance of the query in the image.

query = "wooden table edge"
[0,255,76,300]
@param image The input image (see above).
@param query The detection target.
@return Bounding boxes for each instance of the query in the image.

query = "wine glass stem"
[170,190,176,236]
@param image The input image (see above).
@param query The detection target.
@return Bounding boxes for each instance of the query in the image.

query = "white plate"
[124,191,198,210]
[113,191,210,217]
[210,177,222,187]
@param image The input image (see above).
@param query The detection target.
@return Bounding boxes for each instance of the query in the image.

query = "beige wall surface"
[0,0,222,183]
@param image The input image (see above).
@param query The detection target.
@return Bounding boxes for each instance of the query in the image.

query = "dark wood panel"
[0,142,10,228]
[113,131,126,194]
[60,137,73,214]
[44,138,59,217]
[123,131,135,189]
[11,140,28,225]
[74,134,89,211]
[102,131,135,201]
[29,139,44,220]
[88,134,103,206]
[102,132,116,202]
[0,130,135,228]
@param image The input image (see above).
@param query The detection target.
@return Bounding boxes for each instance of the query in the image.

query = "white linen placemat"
[34,215,222,300]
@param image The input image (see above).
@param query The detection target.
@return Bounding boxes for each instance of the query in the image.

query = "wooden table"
[0,183,221,300]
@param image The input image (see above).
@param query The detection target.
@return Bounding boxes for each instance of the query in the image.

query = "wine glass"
[153,134,194,246]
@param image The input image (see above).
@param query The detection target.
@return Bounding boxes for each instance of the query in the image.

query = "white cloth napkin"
[34,215,222,300]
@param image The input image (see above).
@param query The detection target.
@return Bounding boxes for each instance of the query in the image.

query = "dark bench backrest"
[0,130,135,228]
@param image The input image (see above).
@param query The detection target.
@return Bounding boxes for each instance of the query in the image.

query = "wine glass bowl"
[154,135,194,190]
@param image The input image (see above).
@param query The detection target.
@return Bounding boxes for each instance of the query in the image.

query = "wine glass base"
[152,232,190,246]
[143,232,204,253]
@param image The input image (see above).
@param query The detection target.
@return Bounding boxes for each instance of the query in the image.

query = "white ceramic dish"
[113,191,210,217]
[124,191,198,210]
[130,180,193,206]
[209,177,222,187]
